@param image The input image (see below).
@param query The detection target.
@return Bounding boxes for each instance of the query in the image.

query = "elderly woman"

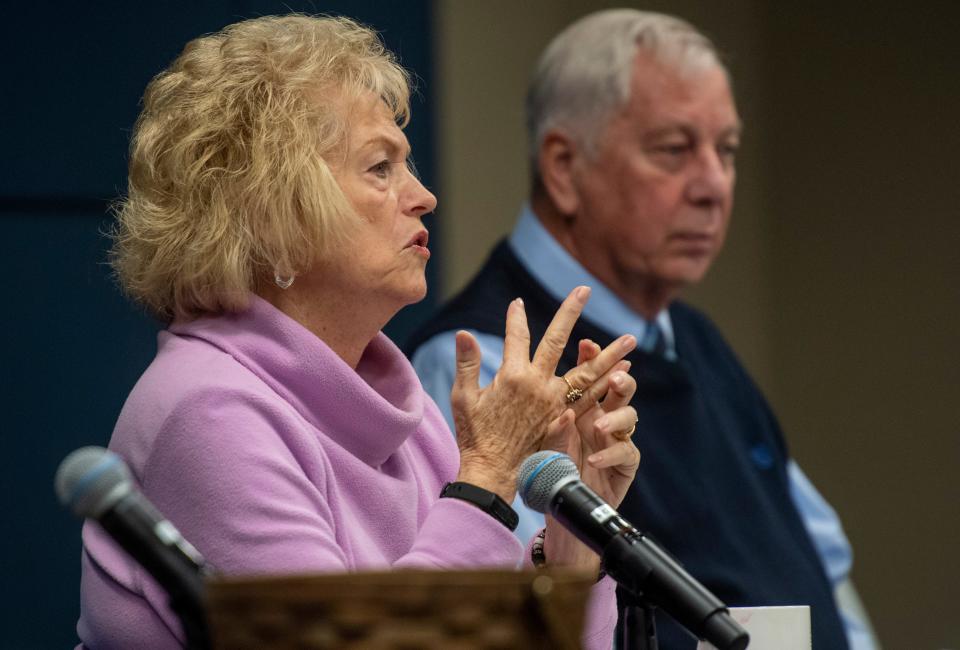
[79,15,641,649]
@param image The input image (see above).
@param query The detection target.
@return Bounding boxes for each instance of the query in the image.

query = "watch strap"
[440,481,519,532]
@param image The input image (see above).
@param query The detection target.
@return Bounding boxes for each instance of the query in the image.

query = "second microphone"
[517,450,749,650]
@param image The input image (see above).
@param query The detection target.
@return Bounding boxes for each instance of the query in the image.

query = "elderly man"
[409,9,876,650]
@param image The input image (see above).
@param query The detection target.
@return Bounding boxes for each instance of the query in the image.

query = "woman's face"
[325,97,437,309]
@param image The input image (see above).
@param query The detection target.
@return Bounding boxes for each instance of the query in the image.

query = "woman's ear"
[537,130,581,216]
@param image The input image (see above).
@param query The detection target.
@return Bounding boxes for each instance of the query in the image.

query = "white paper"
[696,605,811,650]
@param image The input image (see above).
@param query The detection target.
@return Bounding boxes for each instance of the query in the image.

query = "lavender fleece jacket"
[77,295,615,648]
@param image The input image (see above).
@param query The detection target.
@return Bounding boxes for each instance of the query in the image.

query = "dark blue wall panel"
[1,2,438,202]
[0,3,436,647]
[1,212,160,648]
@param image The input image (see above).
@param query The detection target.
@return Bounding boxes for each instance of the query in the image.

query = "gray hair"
[526,9,725,184]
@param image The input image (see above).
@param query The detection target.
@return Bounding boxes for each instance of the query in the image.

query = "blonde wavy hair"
[110,14,411,320]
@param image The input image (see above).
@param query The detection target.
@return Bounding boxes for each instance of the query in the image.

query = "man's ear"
[538,131,581,215]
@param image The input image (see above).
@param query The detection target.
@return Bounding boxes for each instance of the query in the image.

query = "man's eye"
[655,144,690,155]
[719,143,739,158]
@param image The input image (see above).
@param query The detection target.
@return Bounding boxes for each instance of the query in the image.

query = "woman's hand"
[542,339,641,571]
[551,339,641,507]
[451,287,637,502]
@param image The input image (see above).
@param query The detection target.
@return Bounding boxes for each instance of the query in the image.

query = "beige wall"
[434,1,960,648]
[764,5,960,649]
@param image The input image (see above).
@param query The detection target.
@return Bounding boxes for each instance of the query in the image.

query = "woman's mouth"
[405,230,430,258]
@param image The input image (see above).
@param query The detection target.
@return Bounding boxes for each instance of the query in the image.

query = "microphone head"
[55,446,133,519]
[517,451,580,513]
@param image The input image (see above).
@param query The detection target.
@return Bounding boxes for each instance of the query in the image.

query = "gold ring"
[561,376,583,404]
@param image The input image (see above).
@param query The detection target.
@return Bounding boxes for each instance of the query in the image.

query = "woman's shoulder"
[128,330,282,419]
[112,330,318,475]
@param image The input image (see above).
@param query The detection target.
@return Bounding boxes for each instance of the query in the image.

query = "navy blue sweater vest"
[406,241,848,649]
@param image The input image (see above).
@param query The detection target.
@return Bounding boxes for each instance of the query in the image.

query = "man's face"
[569,52,740,304]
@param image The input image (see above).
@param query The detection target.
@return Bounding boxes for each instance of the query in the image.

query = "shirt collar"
[507,204,676,357]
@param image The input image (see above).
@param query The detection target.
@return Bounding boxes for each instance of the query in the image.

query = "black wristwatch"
[440,482,519,532]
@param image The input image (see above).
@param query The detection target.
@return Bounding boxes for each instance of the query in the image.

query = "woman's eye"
[369,160,391,178]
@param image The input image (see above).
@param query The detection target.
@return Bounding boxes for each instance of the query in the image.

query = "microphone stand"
[169,589,210,650]
[604,531,749,650]
[618,596,659,650]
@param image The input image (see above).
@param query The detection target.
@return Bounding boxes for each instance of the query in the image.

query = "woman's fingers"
[586,437,641,471]
[501,298,532,370]
[451,330,481,407]
[560,334,636,404]
[531,286,591,374]
[565,359,632,419]
[592,404,638,442]
[577,339,602,366]
[541,408,578,456]
[598,366,637,414]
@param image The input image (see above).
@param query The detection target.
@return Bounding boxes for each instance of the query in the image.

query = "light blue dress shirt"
[412,205,876,649]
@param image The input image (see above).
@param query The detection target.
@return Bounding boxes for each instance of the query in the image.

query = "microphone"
[518,451,748,650]
[56,446,211,650]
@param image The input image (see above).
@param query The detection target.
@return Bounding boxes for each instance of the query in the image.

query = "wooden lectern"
[205,568,594,649]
